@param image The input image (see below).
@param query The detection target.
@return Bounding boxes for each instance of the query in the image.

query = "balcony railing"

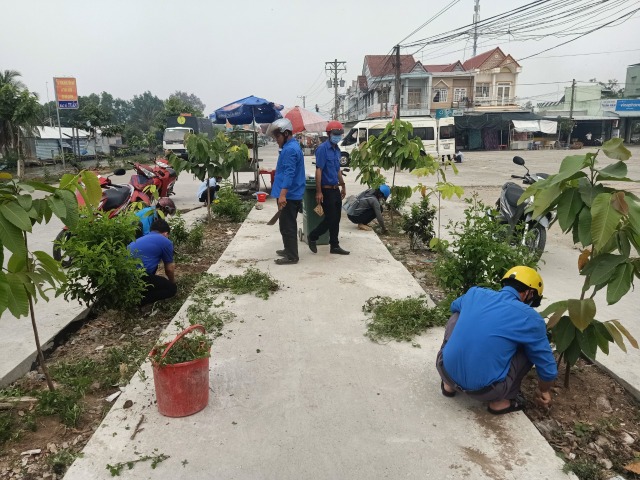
[473,97,518,107]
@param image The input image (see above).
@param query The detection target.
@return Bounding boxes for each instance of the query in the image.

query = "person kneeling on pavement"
[197,176,223,205]
[128,218,177,307]
[345,184,390,233]
[436,266,557,414]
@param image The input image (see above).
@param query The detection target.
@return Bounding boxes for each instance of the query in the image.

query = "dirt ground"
[0,217,242,480]
[2,206,639,480]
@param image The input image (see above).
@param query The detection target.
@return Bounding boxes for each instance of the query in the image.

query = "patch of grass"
[48,449,83,475]
[186,304,236,336]
[51,359,98,395]
[204,268,279,300]
[106,450,169,476]
[150,333,212,366]
[0,412,15,444]
[363,295,448,342]
[36,390,83,428]
[562,459,603,480]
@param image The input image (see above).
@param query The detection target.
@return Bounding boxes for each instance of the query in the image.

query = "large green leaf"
[16,194,32,211]
[56,189,79,229]
[0,201,33,232]
[47,194,66,220]
[530,183,562,219]
[33,250,65,282]
[5,273,29,318]
[604,321,627,353]
[602,138,631,160]
[606,262,634,305]
[556,188,583,232]
[593,321,612,355]
[591,193,622,251]
[576,325,598,359]
[581,253,626,285]
[6,252,26,273]
[610,319,639,349]
[0,274,10,315]
[577,207,592,246]
[564,338,582,366]
[552,316,576,352]
[78,170,102,209]
[567,298,596,332]
[23,180,56,194]
[627,196,640,237]
[578,180,607,208]
[597,160,626,177]
[539,300,568,326]
[0,211,27,257]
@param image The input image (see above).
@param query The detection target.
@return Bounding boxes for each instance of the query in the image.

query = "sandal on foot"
[487,397,525,415]
[441,380,456,398]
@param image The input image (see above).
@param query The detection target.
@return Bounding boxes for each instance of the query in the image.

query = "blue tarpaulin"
[209,95,283,125]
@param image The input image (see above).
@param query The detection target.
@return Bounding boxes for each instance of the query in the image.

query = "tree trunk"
[28,294,55,391]
[205,174,212,223]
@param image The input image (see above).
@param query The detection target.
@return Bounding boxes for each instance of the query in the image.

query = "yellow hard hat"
[501,266,544,296]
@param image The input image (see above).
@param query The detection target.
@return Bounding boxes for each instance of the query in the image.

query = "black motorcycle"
[493,156,555,257]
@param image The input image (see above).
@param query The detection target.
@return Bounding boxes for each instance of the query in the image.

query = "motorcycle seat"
[503,182,525,207]
[102,185,131,211]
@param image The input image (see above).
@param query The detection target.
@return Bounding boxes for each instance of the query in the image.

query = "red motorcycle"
[129,158,177,198]
[53,169,151,266]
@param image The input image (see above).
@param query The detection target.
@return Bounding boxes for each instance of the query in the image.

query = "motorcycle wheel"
[524,223,547,259]
[53,230,74,268]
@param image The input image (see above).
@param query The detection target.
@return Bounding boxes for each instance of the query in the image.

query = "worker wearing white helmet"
[268,118,306,265]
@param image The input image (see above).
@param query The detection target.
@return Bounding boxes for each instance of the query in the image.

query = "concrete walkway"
[64,202,571,480]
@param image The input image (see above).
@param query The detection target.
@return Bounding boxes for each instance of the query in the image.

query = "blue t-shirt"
[271,138,305,200]
[127,232,174,275]
[135,206,158,236]
[443,286,557,391]
[315,140,341,186]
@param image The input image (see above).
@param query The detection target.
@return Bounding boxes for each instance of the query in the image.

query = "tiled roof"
[462,47,504,70]
[365,55,417,77]
[357,75,368,91]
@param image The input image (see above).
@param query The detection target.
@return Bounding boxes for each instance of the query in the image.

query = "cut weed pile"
[0,216,242,480]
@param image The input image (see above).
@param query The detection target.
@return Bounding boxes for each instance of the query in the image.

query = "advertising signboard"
[616,99,640,112]
[54,77,79,109]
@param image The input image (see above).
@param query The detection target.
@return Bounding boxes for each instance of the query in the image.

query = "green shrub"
[211,185,252,222]
[434,196,539,296]
[168,213,189,247]
[62,212,147,311]
[36,389,83,427]
[0,412,14,444]
[401,196,437,250]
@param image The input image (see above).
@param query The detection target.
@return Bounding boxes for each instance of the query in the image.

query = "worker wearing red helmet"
[307,120,349,255]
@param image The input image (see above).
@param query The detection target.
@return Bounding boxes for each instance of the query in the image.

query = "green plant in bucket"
[150,326,212,367]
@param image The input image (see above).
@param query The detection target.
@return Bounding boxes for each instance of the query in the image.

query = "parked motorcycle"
[53,168,151,267]
[129,158,177,198]
[493,156,555,257]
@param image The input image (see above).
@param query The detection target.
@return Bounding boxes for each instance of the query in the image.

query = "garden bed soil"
[0,216,241,480]
[2,209,639,480]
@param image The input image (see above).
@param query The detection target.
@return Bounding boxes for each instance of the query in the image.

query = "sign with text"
[436,108,453,119]
[616,99,640,112]
[54,77,79,109]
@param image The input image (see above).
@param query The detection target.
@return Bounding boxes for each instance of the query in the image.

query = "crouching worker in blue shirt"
[436,266,557,414]
[128,218,177,307]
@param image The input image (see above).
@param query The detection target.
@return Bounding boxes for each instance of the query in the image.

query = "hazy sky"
[2,0,639,116]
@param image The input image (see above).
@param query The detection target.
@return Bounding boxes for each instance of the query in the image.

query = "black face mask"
[527,291,542,308]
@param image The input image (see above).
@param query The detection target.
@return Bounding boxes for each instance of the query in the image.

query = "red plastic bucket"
[256,192,267,202]
[150,325,210,417]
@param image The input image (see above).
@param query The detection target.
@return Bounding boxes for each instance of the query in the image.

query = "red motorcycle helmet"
[157,197,176,215]
[326,120,344,135]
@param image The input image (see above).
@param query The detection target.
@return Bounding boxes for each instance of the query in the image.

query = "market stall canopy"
[209,95,283,125]
[282,106,328,134]
[512,120,557,134]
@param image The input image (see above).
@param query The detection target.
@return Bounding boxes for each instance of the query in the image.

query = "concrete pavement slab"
[65,201,571,480]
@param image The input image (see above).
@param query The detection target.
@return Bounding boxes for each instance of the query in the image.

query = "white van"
[338,116,455,166]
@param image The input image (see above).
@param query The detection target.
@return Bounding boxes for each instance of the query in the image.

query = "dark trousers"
[348,210,377,225]
[309,188,342,248]
[279,200,301,261]
[435,313,533,402]
[199,187,217,204]
[141,274,177,306]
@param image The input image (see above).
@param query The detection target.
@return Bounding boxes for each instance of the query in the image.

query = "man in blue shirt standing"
[268,118,305,265]
[128,218,177,306]
[436,266,557,414]
[308,120,349,255]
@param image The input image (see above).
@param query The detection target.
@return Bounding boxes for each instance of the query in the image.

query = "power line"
[398,0,462,45]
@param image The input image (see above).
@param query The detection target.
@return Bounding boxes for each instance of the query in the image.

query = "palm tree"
[0,70,42,176]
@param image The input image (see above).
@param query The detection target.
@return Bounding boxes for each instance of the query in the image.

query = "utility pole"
[297,95,306,108]
[325,59,346,120]
[394,45,401,120]
[567,78,576,146]
[472,0,480,57]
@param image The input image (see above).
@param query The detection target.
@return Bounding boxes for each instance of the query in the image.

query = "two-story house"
[343,47,523,124]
